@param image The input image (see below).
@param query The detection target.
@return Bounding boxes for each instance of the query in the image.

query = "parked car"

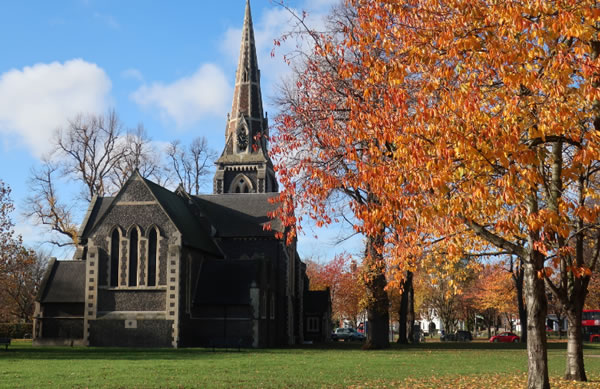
[440,330,472,342]
[489,332,520,343]
[331,327,366,342]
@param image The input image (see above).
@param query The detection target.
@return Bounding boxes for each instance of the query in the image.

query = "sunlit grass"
[0,340,599,388]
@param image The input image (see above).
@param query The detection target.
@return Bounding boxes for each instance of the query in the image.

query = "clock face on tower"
[237,128,248,152]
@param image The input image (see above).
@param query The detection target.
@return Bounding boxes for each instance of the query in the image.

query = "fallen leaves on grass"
[348,374,600,388]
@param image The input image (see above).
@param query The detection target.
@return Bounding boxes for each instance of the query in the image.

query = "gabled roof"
[79,172,221,257]
[79,196,114,242]
[304,290,331,314]
[38,260,86,303]
[142,177,221,256]
[194,193,283,238]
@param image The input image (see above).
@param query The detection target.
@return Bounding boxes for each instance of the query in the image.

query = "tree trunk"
[516,275,527,343]
[397,276,409,344]
[524,257,550,389]
[407,272,415,342]
[363,234,390,350]
[565,310,587,381]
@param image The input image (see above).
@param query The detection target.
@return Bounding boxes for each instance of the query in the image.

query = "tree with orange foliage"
[584,270,600,310]
[275,1,600,387]
[272,3,390,349]
[0,180,46,322]
[467,263,516,339]
[305,255,364,326]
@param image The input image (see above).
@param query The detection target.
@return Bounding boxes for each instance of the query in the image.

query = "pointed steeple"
[213,0,278,194]
[220,0,267,156]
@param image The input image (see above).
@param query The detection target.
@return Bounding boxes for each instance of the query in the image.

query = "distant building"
[33,1,330,348]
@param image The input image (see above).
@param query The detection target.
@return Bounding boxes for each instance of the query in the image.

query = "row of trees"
[308,253,600,342]
[272,1,600,388]
[0,181,46,323]
[26,110,216,247]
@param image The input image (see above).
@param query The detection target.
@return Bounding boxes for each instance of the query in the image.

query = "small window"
[129,229,139,287]
[233,176,251,193]
[110,229,120,287]
[307,317,320,332]
[148,228,158,287]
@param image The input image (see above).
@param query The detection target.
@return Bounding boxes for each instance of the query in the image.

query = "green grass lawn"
[1,340,599,388]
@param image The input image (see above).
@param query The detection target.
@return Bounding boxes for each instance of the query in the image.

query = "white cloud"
[121,68,144,82]
[0,59,112,157]
[131,64,231,127]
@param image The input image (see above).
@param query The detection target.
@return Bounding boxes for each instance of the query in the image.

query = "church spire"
[225,0,266,154]
[213,0,278,194]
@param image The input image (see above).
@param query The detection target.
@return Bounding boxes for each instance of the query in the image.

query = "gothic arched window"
[110,229,120,287]
[235,178,250,193]
[148,228,158,287]
[129,228,139,287]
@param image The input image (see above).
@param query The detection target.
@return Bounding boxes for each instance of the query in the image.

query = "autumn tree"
[0,248,47,323]
[305,255,363,326]
[272,2,392,348]
[283,1,600,387]
[585,270,600,310]
[467,263,516,339]
[0,180,46,322]
[275,0,600,386]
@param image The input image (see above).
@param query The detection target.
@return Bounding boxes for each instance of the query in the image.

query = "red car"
[490,332,520,343]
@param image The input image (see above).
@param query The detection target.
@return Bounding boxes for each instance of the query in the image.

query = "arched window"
[148,228,158,287]
[110,229,120,287]
[234,178,250,193]
[129,228,139,287]
[229,174,253,194]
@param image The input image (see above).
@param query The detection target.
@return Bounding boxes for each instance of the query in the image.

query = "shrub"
[0,323,33,338]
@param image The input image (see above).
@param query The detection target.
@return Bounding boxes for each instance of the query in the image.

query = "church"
[33,1,331,348]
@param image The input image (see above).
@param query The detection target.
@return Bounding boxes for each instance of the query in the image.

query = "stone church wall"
[89,319,173,347]
[97,289,166,311]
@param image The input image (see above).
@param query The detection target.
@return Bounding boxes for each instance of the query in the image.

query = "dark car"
[441,330,472,342]
[331,328,366,341]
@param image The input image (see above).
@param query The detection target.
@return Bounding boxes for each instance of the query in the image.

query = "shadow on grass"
[1,340,597,361]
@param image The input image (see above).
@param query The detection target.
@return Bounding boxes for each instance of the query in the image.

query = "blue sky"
[0,0,362,260]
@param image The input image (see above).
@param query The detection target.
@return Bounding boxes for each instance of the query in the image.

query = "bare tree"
[25,160,79,245]
[111,124,170,188]
[25,110,170,247]
[56,110,127,201]
[166,137,215,195]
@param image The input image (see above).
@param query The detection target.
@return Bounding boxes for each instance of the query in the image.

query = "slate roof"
[193,259,260,305]
[194,193,282,238]
[39,260,86,303]
[304,290,331,314]
[79,196,114,241]
[142,178,221,256]
[78,173,221,257]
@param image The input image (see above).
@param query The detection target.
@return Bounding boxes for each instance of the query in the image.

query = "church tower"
[213,0,278,194]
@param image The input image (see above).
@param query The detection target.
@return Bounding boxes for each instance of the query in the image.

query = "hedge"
[0,323,33,338]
